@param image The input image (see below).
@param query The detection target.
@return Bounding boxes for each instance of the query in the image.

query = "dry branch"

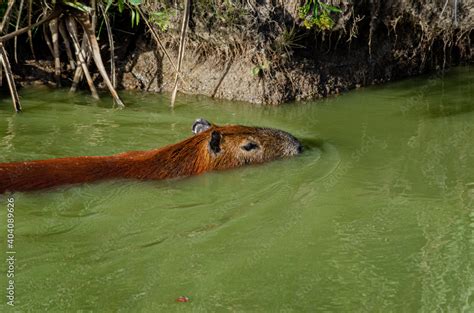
[171,0,191,107]
[0,43,22,112]
[99,3,116,88]
[14,0,25,63]
[0,8,61,43]
[0,0,16,34]
[27,0,35,58]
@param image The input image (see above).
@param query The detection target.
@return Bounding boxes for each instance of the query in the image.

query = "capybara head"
[190,118,303,170]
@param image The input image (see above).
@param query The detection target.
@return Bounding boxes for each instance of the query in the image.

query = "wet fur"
[0,122,301,193]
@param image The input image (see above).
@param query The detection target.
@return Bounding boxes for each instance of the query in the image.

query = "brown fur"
[0,120,302,193]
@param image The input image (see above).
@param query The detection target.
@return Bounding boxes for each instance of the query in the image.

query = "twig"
[27,0,35,58]
[0,0,16,34]
[171,0,191,107]
[440,0,449,18]
[99,3,116,88]
[0,43,22,112]
[14,0,25,63]
[0,8,61,43]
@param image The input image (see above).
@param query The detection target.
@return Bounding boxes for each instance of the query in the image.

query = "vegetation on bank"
[0,1,472,109]
[0,0,343,111]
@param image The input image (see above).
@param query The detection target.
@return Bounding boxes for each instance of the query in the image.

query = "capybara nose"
[297,143,304,154]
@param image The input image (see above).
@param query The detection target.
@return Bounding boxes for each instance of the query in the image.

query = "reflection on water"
[0,67,473,312]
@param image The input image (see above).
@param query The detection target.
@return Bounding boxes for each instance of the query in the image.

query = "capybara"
[0,118,303,193]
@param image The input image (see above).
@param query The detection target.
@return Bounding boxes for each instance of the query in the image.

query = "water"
[0,67,473,312]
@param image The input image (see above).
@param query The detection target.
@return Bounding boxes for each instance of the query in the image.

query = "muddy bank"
[12,0,474,105]
[118,0,473,105]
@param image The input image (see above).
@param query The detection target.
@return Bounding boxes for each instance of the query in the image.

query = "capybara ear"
[209,131,222,154]
[192,118,212,134]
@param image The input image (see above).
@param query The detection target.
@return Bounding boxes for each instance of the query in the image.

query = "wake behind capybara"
[0,119,303,193]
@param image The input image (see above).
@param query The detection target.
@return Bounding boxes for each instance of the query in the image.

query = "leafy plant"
[149,9,173,32]
[273,24,305,57]
[251,62,270,77]
[103,0,142,27]
[298,0,342,30]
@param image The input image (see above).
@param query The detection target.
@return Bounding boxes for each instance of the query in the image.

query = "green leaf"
[313,3,318,19]
[129,0,142,5]
[131,9,135,26]
[319,2,342,13]
[150,10,171,31]
[135,10,140,25]
[62,1,92,13]
[118,0,124,13]
[105,0,113,12]
[251,66,261,77]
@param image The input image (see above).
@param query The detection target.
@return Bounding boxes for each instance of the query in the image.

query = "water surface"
[0,67,473,312]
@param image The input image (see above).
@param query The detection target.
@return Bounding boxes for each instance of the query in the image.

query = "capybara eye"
[242,142,259,151]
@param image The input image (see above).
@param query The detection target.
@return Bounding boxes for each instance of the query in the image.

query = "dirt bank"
[117,0,473,105]
[12,0,474,105]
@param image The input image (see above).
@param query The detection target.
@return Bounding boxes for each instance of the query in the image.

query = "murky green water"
[0,67,473,312]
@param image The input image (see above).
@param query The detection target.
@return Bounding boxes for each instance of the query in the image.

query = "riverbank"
[11,0,474,105]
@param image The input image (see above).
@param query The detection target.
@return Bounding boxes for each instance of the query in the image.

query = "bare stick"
[0,8,61,43]
[0,43,22,112]
[76,13,125,107]
[99,3,116,88]
[58,20,75,70]
[0,0,16,34]
[171,0,191,107]
[440,0,449,18]
[66,17,99,99]
[42,23,54,57]
[14,0,25,63]
[27,0,35,58]
[70,33,90,92]
[49,18,61,86]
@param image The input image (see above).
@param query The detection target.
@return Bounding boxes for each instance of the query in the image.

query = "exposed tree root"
[49,18,61,87]
[76,13,125,107]
[66,17,99,100]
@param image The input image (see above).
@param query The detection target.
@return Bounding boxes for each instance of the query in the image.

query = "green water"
[0,67,473,312]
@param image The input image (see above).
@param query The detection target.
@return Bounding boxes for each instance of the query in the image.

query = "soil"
[10,0,474,105]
